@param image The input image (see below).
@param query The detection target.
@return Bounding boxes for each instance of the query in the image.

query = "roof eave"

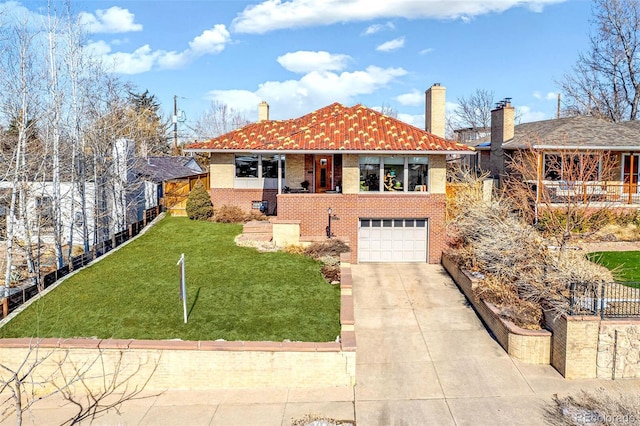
[532,144,640,151]
[183,148,474,155]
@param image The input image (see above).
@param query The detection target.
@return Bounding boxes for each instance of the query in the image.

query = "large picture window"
[359,156,380,191]
[543,153,600,182]
[262,155,285,178]
[408,157,429,191]
[235,154,285,178]
[359,156,429,192]
[235,155,258,178]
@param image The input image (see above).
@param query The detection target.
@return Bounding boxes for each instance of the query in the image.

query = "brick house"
[473,100,640,208]
[184,84,473,264]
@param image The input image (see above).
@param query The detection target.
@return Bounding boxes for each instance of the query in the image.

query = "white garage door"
[358,218,428,263]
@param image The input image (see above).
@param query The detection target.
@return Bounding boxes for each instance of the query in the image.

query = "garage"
[358,218,428,263]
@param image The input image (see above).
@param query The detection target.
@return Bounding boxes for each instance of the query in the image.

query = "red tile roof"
[185,103,472,153]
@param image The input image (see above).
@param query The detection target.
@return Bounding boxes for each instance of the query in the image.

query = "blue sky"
[6,0,593,139]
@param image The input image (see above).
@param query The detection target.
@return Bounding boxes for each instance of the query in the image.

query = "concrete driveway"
[352,263,638,426]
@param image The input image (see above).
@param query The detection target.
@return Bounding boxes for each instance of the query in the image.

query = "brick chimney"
[258,101,270,122]
[490,98,515,180]
[425,83,446,138]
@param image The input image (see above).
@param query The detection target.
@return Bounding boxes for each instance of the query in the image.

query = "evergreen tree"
[185,180,213,220]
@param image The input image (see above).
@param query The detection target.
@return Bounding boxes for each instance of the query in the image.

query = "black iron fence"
[569,281,640,319]
[2,206,161,316]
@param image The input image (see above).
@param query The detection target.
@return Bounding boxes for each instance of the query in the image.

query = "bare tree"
[0,340,159,425]
[505,144,617,248]
[560,0,640,121]
[193,101,250,140]
[451,89,495,133]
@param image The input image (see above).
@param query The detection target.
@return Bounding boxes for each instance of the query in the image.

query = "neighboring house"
[134,156,208,216]
[184,84,474,264]
[0,139,164,247]
[475,100,640,207]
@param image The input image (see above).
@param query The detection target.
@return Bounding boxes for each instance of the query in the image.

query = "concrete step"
[243,221,273,234]
[237,233,273,242]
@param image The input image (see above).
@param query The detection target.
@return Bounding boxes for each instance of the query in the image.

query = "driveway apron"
[352,263,564,426]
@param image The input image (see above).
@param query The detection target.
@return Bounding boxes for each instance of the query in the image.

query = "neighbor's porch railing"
[569,282,640,319]
[537,181,640,205]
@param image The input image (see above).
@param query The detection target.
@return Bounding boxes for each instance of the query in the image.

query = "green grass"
[0,216,340,342]
[587,250,640,287]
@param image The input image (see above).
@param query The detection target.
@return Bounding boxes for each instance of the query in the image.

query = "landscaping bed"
[0,216,341,342]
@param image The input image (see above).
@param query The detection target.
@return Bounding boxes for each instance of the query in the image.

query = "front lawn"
[0,216,340,342]
[587,250,640,285]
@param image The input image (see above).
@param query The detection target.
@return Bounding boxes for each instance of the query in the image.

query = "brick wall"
[277,193,446,264]
[210,188,278,214]
[0,341,355,391]
[443,254,551,364]
[544,310,600,379]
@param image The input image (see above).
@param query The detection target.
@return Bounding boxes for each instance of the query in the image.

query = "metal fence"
[3,206,161,316]
[569,281,640,319]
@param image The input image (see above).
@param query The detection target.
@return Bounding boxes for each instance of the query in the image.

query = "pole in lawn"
[177,253,187,324]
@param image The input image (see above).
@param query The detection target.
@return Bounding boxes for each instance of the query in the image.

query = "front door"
[315,155,333,193]
[623,154,639,194]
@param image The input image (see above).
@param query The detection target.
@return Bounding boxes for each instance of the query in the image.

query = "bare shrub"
[213,205,246,223]
[245,210,268,222]
[290,413,354,426]
[303,240,350,260]
[283,244,305,256]
[546,388,640,426]
[321,264,340,283]
[446,172,612,323]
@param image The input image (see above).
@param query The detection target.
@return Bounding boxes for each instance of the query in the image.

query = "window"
[359,156,380,191]
[543,153,600,181]
[262,155,285,178]
[235,155,258,178]
[408,157,429,191]
[359,156,429,192]
[235,154,285,178]
[383,157,404,191]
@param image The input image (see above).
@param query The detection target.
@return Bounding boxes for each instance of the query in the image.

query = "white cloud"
[232,0,564,34]
[419,48,434,55]
[277,51,351,74]
[363,21,395,35]
[396,89,423,106]
[376,37,405,52]
[79,6,142,34]
[87,25,231,74]
[397,113,424,128]
[533,91,558,101]
[206,65,408,120]
[518,105,548,123]
[189,24,231,55]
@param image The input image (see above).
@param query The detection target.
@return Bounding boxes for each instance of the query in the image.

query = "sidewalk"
[1,386,355,426]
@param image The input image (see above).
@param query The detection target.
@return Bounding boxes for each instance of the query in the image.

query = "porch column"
[629,152,635,205]
[277,155,282,194]
[536,151,543,205]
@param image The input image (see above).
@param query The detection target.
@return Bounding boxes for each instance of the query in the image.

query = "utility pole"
[173,95,179,155]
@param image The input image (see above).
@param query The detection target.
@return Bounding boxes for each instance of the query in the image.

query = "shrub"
[213,205,246,223]
[303,239,350,259]
[185,180,213,221]
[546,388,640,425]
[245,210,268,222]
[283,244,306,256]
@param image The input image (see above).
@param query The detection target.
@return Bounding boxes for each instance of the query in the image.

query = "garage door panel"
[358,218,428,263]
